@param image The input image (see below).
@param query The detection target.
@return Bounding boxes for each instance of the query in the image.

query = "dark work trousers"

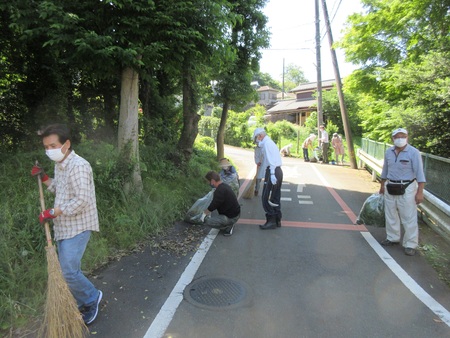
[322,142,329,163]
[261,166,283,218]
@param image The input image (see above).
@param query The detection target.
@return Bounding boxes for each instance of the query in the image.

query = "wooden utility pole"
[282,58,285,100]
[320,0,357,169]
[315,0,323,129]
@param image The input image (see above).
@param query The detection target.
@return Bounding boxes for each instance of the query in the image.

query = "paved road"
[89,145,450,338]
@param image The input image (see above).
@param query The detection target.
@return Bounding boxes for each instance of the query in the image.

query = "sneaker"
[82,290,102,325]
[223,224,234,236]
[380,239,400,246]
[405,248,416,256]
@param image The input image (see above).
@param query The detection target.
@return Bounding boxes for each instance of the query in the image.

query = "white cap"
[392,128,408,136]
[253,127,265,139]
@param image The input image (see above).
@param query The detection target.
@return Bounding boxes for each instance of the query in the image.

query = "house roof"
[267,98,317,115]
[257,86,279,93]
[290,79,336,93]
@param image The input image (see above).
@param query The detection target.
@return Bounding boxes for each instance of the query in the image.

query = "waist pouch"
[386,180,415,195]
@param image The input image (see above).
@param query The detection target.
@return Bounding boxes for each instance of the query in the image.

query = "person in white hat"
[379,128,426,256]
[252,128,283,229]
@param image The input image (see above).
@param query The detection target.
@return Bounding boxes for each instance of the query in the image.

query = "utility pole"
[282,58,285,100]
[320,0,357,169]
[315,0,323,131]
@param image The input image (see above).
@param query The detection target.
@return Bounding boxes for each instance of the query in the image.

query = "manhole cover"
[184,276,250,310]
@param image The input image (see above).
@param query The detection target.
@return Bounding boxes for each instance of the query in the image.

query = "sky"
[259,0,365,83]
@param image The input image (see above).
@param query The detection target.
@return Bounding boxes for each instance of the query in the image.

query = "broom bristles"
[242,175,257,199]
[38,246,88,338]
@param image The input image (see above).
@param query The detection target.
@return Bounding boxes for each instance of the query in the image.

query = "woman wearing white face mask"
[378,128,426,256]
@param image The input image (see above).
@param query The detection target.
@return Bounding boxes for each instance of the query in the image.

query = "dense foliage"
[338,0,450,156]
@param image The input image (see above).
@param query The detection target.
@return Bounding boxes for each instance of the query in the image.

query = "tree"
[284,63,308,86]
[337,0,450,156]
[213,0,270,159]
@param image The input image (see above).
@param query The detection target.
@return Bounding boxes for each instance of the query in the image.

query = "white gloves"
[270,174,277,185]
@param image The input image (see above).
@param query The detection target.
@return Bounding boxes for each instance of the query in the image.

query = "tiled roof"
[257,86,279,92]
[289,79,336,93]
[267,99,317,114]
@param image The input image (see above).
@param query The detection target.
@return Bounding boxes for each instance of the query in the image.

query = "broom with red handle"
[35,161,88,338]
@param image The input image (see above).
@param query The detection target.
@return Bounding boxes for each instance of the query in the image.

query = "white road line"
[281,188,291,192]
[297,195,311,199]
[143,229,219,338]
[281,197,292,202]
[299,201,314,205]
[297,184,305,193]
[361,231,450,328]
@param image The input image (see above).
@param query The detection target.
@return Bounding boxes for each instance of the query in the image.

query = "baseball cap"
[392,128,408,137]
[253,127,265,139]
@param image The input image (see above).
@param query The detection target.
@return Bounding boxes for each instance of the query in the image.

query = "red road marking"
[237,218,367,231]
[238,165,368,231]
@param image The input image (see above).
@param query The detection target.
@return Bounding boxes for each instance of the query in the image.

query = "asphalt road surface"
[88,145,450,338]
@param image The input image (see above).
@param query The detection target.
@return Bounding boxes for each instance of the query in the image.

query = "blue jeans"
[57,231,98,308]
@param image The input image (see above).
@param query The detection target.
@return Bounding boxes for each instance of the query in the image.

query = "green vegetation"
[0,137,217,334]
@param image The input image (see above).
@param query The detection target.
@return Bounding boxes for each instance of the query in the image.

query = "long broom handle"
[36,161,53,248]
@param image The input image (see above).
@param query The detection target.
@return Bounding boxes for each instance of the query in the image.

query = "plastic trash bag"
[184,189,215,224]
[220,171,240,197]
[356,193,385,227]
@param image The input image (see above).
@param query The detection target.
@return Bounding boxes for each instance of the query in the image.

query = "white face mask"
[393,138,407,148]
[45,143,68,162]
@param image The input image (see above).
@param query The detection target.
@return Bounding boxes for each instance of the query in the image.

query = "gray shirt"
[381,144,426,183]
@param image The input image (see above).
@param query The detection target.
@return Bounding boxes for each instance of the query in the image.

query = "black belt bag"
[386,180,415,195]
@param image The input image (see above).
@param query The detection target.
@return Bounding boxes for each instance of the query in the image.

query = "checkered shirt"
[47,151,100,240]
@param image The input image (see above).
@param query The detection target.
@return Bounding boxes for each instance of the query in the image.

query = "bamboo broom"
[242,174,258,199]
[36,163,88,338]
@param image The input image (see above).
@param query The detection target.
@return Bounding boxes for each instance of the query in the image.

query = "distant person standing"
[319,124,329,164]
[302,134,316,162]
[331,133,345,164]
[379,128,426,256]
[253,128,283,230]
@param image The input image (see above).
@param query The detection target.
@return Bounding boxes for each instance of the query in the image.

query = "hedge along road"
[87,145,450,338]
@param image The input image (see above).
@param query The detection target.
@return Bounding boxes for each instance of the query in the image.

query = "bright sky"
[260,0,364,83]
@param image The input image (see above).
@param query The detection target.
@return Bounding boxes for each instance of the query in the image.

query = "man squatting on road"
[200,171,241,236]
[253,127,283,230]
[31,123,102,325]
[379,128,426,256]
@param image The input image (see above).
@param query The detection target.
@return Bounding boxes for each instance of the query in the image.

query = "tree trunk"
[118,66,143,193]
[177,65,200,164]
[216,100,229,160]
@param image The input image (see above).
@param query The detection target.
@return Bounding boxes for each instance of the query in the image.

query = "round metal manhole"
[184,276,250,310]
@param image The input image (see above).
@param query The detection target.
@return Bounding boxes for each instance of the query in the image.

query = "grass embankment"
[0,136,217,335]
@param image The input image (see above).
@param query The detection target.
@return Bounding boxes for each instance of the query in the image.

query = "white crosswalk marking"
[299,201,314,205]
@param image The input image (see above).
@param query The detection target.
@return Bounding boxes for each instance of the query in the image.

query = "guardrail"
[357,148,450,245]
